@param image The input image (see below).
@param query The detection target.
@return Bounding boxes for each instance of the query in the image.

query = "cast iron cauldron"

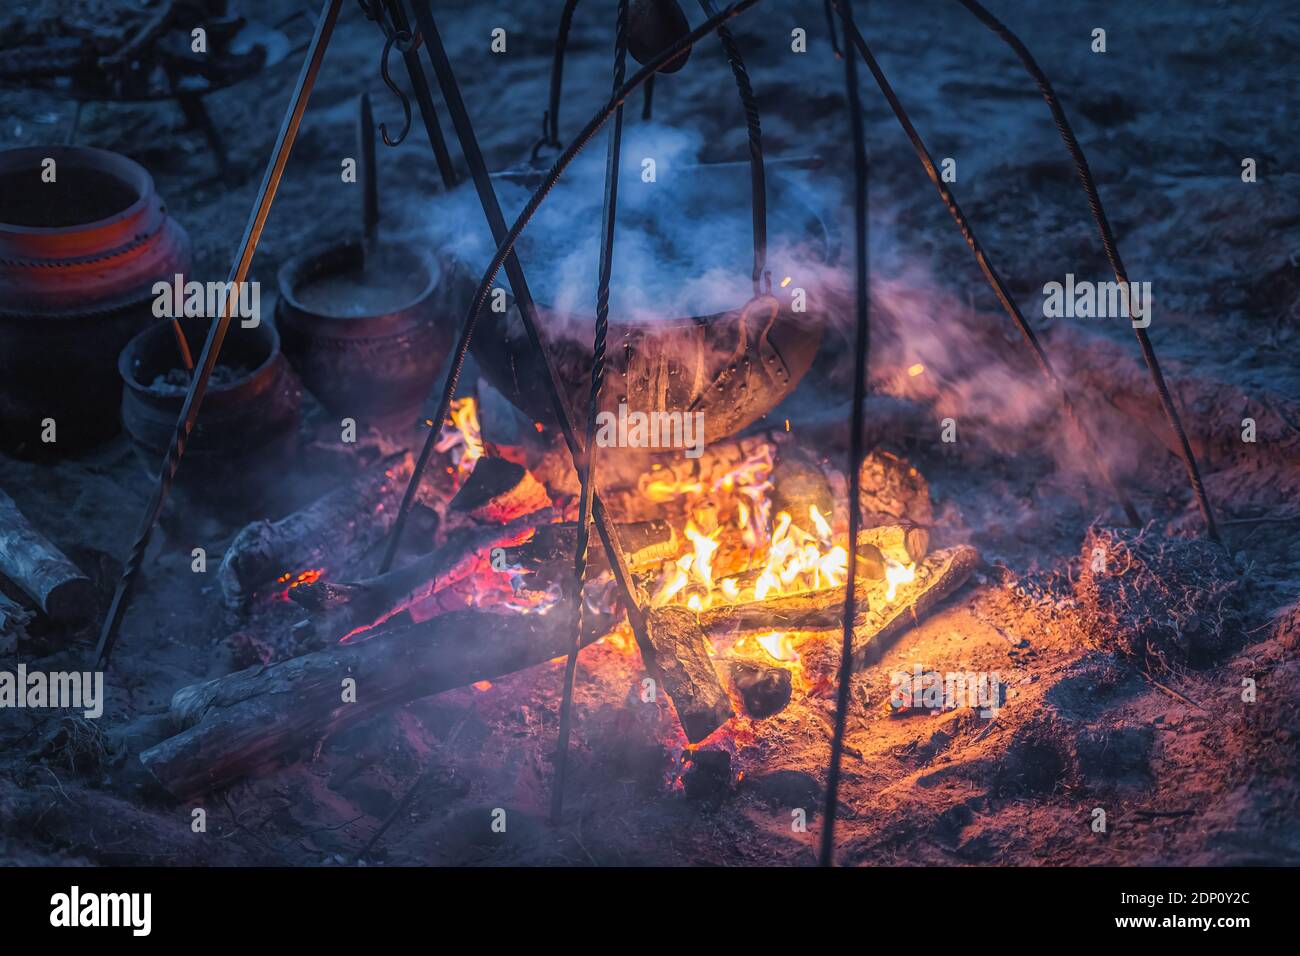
[470,166,835,445]
[119,316,301,514]
[276,240,450,434]
[0,146,191,453]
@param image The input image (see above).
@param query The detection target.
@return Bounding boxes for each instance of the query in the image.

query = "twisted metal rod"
[92,0,345,669]
[829,0,1141,527]
[698,0,768,295]
[552,0,630,827]
[955,0,1218,542]
[819,0,869,869]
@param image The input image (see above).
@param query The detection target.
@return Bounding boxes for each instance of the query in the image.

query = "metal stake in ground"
[954,0,1217,543]
[92,0,345,670]
[552,0,630,828]
[820,0,869,869]
[830,0,1141,529]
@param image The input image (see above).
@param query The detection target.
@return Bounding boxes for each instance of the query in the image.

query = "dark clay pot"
[276,240,450,435]
[119,316,301,514]
[0,146,191,454]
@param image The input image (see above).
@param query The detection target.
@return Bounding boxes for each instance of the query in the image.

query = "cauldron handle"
[689,294,789,410]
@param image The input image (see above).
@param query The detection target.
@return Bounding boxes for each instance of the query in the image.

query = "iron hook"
[378,32,412,147]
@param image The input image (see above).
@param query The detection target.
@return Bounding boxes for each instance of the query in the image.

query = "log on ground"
[0,488,94,625]
[141,604,616,798]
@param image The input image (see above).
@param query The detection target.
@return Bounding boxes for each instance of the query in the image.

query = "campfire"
[138,395,981,801]
[3,0,1277,879]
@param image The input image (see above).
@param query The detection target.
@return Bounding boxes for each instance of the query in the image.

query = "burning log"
[644,606,734,742]
[701,583,873,634]
[0,488,95,625]
[704,545,981,668]
[502,519,677,585]
[139,604,618,798]
[217,452,416,610]
[449,456,550,523]
[289,508,556,641]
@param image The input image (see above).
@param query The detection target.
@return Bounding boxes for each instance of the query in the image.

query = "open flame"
[435,396,484,480]
[885,558,916,602]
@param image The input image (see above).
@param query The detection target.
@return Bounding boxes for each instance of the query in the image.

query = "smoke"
[401,123,840,330]
[400,120,1142,493]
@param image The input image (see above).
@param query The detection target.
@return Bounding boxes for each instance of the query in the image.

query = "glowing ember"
[275,567,324,600]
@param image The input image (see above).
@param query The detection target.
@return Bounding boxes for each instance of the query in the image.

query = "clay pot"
[0,146,191,454]
[276,239,451,435]
[119,316,301,515]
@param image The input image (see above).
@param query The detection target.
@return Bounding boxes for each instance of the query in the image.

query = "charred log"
[449,456,551,523]
[140,604,618,798]
[704,545,981,669]
[644,605,733,743]
[290,508,556,641]
[218,452,416,610]
[0,488,94,625]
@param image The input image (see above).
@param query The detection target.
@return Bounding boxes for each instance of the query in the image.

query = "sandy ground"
[1,0,1297,866]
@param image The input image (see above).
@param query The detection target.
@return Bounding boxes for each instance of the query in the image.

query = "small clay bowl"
[119,315,302,514]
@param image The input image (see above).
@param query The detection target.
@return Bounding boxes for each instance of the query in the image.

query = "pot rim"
[0,145,154,237]
[118,314,284,401]
[276,238,442,325]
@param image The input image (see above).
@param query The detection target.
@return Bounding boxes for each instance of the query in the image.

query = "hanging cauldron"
[470,165,835,444]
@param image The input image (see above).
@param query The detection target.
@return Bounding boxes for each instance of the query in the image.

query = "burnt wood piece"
[0,489,94,625]
[217,452,414,610]
[290,508,557,640]
[644,606,733,742]
[449,456,551,523]
[502,519,677,586]
[140,604,618,798]
[702,545,980,667]
[727,660,792,718]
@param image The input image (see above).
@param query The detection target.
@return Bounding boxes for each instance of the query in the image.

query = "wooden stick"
[140,604,617,798]
[0,488,94,625]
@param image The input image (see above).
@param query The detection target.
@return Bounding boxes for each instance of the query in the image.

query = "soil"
[0,0,1297,867]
